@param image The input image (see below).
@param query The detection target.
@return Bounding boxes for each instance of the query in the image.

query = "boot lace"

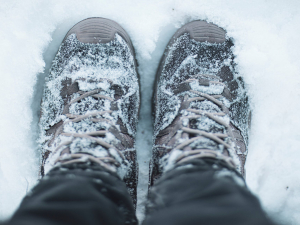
[51,79,126,172]
[168,75,235,168]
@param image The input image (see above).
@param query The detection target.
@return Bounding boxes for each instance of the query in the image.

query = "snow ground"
[0,0,300,224]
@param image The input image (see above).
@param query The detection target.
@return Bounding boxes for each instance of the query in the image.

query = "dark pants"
[4,160,275,225]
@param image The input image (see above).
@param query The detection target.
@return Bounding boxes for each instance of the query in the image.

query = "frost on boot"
[150,21,250,186]
[38,18,140,206]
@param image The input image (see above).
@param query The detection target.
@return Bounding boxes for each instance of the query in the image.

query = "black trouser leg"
[4,163,137,225]
[143,159,276,225]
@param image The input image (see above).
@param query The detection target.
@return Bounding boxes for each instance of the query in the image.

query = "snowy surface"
[0,0,300,224]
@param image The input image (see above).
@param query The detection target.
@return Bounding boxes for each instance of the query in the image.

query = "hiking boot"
[39,17,140,205]
[150,20,250,186]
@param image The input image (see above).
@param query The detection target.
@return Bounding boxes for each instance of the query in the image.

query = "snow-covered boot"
[39,17,140,204]
[150,20,250,186]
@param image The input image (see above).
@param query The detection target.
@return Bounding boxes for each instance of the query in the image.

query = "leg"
[144,159,275,225]
[6,163,137,225]
[4,17,140,225]
[148,20,275,225]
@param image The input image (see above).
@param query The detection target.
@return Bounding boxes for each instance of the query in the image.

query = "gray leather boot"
[150,20,250,186]
[39,17,140,206]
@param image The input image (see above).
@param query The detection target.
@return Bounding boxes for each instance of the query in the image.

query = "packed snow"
[0,0,300,224]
